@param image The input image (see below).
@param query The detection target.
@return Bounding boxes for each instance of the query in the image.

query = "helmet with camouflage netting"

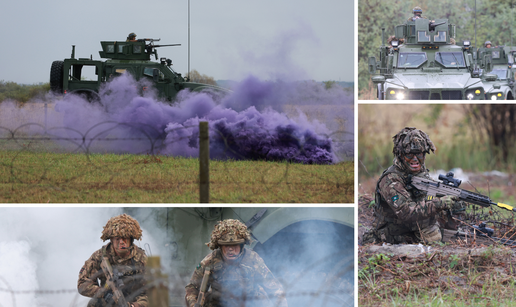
[101,213,143,242]
[413,6,423,14]
[392,127,436,157]
[206,219,251,250]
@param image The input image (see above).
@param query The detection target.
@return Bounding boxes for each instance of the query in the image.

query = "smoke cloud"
[1,73,353,163]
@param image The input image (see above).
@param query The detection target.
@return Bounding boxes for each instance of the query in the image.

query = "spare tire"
[50,61,64,93]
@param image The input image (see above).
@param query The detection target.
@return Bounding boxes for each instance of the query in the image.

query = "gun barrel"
[154,44,181,48]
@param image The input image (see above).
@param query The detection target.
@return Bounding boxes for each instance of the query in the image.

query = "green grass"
[0,151,353,203]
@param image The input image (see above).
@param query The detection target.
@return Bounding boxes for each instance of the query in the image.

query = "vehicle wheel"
[50,61,64,93]
[377,84,384,100]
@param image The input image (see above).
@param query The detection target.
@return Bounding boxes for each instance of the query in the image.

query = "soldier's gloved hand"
[437,195,460,210]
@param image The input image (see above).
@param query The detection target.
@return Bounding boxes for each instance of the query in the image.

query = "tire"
[50,61,64,93]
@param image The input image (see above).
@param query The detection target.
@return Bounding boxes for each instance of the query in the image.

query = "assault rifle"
[100,250,128,307]
[442,222,516,247]
[409,171,516,212]
[194,267,211,307]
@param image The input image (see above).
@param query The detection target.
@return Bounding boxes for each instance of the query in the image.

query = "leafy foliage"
[0,81,50,103]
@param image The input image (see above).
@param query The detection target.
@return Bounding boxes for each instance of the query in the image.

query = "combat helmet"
[392,127,436,157]
[206,219,251,250]
[127,32,137,41]
[413,6,423,14]
[101,213,143,242]
[484,40,492,47]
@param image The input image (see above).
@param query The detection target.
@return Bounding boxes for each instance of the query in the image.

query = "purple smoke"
[49,73,352,164]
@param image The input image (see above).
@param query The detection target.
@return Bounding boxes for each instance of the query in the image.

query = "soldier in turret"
[362,127,465,244]
[78,214,148,307]
[408,6,427,21]
[185,219,288,307]
[485,40,493,48]
[127,32,137,42]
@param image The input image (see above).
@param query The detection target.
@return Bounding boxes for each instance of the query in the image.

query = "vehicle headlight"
[387,89,405,100]
[467,93,474,100]
[491,94,498,100]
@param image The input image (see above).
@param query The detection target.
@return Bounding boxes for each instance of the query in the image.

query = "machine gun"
[442,222,516,247]
[100,248,129,307]
[141,39,181,60]
[428,20,446,31]
[409,171,516,212]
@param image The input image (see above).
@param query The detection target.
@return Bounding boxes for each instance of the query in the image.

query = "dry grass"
[0,152,353,203]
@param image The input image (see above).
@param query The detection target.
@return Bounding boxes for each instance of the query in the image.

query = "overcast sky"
[1,0,354,84]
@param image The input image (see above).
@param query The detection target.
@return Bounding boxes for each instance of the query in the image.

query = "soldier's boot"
[416,223,442,244]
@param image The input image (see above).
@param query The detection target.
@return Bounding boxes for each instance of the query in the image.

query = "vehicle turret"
[394,18,454,45]
[99,39,180,61]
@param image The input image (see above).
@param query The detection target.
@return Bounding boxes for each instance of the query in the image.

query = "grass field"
[0,151,353,203]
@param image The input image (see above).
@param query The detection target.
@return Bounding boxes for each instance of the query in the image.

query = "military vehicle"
[126,207,354,307]
[50,39,228,103]
[477,45,516,100]
[368,18,487,100]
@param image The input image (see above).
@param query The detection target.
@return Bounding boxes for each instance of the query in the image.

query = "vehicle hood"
[391,72,482,89]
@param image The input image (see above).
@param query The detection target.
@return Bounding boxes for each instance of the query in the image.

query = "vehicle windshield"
[397,53,427,68]
[435,52,466,68]
[489,68,508,80]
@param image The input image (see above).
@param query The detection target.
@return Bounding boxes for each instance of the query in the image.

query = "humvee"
[368,18,487,100]
[477,45,516,100]
[50,39,228,102]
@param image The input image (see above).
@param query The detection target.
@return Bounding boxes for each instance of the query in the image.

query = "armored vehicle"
[477,45,516,100]
[368,18,486,100]
[50,39,228,103]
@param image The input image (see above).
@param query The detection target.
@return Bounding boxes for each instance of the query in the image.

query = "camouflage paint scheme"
[78,243,148,307]
[185,248,287,307]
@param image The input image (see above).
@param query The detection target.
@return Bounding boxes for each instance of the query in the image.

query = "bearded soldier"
[185,219,288,307]
[78,214,148,307]
[363,127,464,244]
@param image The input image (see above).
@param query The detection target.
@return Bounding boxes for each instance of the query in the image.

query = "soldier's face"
[221,245,241,262]
[403,152,425,173]
[112,237,131,256]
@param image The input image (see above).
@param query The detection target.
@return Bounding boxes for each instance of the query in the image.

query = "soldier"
[362,127,463,245]
[485,40,492,48]
[185,219,288,307]
[78,214,148,307]
[408,6,427,21]
[127,33,137,42]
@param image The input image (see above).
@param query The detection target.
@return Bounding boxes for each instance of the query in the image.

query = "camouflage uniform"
[78,214,148,307]
[363,127,457,244]
[185,219,288,307]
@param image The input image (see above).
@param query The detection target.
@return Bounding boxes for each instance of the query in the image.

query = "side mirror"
[371,75,386,84]
[368,57,377,74]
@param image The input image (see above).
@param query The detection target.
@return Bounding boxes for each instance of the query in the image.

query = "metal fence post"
[199,121,209,203]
